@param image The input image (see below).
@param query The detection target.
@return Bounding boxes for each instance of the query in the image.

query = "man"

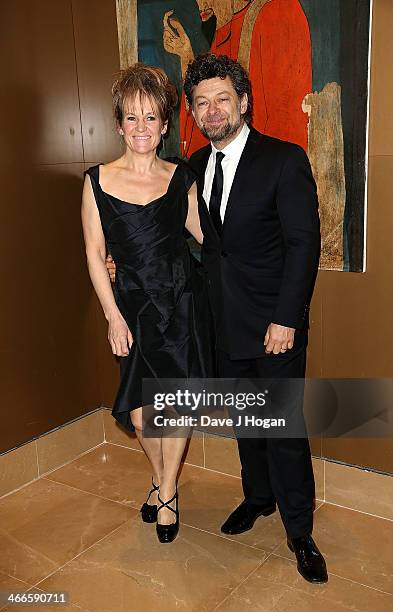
[107,53,327,584]
[163,0,311,156]
[185,52,326,585]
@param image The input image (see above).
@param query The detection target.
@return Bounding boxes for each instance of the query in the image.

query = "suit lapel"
[193,147,222,241]
[222,128,261,232]
[192,127,263,240]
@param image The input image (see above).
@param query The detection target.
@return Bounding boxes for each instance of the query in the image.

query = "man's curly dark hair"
[184,53,253,124]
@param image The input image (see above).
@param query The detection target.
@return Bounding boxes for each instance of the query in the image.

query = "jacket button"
[221,250,228,257]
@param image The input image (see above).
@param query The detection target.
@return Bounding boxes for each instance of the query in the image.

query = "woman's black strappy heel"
[156,490,179,543]
[140,478,160,523]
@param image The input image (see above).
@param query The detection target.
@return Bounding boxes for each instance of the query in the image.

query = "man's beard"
[200,115,242,144]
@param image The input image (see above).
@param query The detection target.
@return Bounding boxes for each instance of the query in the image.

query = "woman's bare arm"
[185,182,203,244]
[81,175,132,356]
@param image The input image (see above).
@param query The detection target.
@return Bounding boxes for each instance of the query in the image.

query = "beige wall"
[0,0,121,454]
[1,0,392,474]
[306,0,393,472]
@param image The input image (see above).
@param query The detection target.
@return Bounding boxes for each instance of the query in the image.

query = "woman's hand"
[108,313,133,356]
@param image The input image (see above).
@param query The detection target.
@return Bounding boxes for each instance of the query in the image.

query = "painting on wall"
[116,0,372,272]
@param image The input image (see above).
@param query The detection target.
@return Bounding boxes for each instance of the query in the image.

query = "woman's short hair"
[112,63,178,126]
[184,53,253,124]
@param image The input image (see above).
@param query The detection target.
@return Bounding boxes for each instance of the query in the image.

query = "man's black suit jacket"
[188,126,320,360]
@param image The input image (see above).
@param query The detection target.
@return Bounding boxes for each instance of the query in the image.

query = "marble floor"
[1,443,392,611]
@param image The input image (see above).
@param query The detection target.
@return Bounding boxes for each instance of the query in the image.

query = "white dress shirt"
[203,122,250,222]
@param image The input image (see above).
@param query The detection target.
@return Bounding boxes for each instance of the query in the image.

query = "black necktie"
[209,151,225,236]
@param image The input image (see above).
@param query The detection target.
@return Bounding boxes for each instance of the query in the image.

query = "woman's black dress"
[85,161,214,432]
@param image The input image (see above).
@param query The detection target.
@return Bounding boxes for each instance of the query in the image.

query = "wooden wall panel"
[0,0,121,454]
[305,0,393,472]
[0,163,102,452]
[0,0,83,165]
[72,0,123,163]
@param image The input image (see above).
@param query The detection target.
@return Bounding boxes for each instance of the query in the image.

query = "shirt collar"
[211,122,250,159]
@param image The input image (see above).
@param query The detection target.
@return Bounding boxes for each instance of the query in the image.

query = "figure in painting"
[163,0,312,157]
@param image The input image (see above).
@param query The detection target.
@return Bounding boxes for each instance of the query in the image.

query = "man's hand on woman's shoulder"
[106,254,116,283]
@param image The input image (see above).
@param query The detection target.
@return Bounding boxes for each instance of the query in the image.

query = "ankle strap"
[157,492,178,515]
[151,477,160,491]
[146,478,160,503]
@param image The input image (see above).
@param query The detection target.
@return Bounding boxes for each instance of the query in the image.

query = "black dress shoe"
[156,490,179,543]
[140,478,159,523]
[287,534,328,583]
[221,499,276,535]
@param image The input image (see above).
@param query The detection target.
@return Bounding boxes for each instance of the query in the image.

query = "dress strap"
[84,164,100,183]
[165,157,197,193]
[182,160,198,192]
[84,164,102,210]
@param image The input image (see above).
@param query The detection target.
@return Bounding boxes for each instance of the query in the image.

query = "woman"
[81,64,213,543]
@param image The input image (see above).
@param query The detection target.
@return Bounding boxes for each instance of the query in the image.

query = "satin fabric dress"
[85,161,214,432]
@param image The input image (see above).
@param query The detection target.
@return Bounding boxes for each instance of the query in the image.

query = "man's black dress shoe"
[221,499,276,535]
[287,534,328,583]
